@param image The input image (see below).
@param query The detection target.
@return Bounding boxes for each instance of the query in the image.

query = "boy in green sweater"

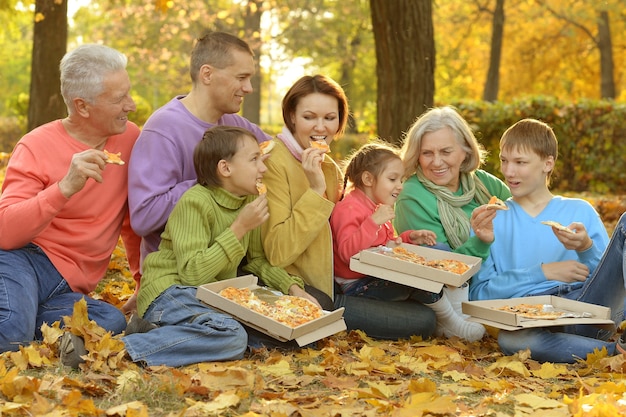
[116,126,317,367]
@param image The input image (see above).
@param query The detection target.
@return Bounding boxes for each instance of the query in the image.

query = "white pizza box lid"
[462,295,615,331]
[196,275,346,346]
[349,243,482,292]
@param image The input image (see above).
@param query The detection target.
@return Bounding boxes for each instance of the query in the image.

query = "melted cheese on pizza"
[219,287,323,327]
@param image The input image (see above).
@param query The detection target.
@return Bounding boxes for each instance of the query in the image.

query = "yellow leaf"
[303,363,325,375]
[531,362,569,379]
[514,393,567,410]
[105,400,149,417]
[257,359,293,377]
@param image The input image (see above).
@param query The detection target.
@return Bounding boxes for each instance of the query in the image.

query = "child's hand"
[230,195,269,240]
[288,284,323,309]
[371,204,395,226]
[408,229,437,246]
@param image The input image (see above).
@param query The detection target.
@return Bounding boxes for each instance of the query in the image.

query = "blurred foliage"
[453,97,626,193]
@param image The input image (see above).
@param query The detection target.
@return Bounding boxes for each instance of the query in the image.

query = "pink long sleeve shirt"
[330,188,413,279]
[0,120,141,294]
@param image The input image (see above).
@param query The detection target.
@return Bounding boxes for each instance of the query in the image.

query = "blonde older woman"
[395,106,511,338]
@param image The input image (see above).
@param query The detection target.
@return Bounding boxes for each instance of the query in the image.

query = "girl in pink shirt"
[330,141,485,341]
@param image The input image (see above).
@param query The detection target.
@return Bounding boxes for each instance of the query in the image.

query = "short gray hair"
[60,44,128,112]
[400,106,487,179]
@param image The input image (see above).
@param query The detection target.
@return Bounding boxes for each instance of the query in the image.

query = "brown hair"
[500,118,558,181]
[342,140,402,198]
[189,31,254,83]
[194,125,257,188]
[282,74,349,137]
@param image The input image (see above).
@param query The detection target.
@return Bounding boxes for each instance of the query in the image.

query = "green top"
[394,170,511,260]
[137,184,304,316]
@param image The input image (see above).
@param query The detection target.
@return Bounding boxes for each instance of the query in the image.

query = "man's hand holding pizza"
[58,149,108,198]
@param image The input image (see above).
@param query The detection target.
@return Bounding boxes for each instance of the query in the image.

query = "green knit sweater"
[136,184,304,316]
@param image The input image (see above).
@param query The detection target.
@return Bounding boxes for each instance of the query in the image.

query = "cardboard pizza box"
[462,296,615,331]
[196,275,346,346]
[349,243,482,292]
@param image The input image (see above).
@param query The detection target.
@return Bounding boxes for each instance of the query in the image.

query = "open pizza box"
[196,275,346,346]
[349,243,482,293]
[462,296,616,331]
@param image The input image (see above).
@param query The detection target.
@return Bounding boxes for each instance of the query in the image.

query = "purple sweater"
[128,96,270,264]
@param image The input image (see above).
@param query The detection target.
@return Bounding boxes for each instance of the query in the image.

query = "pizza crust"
[104,149,125,165]
[310,140,330,153]
[256,180,267,195]
[259,140,275,155]
[219,286,323,327]
[383,246,471,275]
[486,196,508,210]
[495,303,564,320]
[541,220,575,233]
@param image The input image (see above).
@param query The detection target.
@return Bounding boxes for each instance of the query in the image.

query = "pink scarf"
[276,126,305,162]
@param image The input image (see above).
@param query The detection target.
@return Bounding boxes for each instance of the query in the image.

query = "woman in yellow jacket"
[261,75,436,339]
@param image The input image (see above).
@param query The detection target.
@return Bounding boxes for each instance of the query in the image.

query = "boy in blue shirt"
[470,118,626,363]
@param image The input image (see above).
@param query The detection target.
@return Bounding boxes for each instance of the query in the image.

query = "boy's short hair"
[500,118,558,183]
[500,118,558,162]
[194,125,257,188]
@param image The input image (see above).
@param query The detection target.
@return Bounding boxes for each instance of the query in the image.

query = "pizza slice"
[310,139,330,153]
[103,149,125,165]
[541,220,575,234]
[486,195,508,210]
[495,303,565,320]
[259,140,275,155]
[256,180,267,195]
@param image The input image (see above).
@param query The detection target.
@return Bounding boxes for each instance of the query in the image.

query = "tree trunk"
[370,0,434,145]
[482,0,505,102]
[597,10,616,99]
[28,0,68,132]
[338,33,361,134]
[241,0,263,124]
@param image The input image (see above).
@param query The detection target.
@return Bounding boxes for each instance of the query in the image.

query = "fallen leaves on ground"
[2,194,626,416]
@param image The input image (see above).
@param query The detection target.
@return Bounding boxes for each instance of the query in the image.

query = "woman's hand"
[301,147,327,195]
[541,260,589,283]
[230,194,269,240]
[551,222,593,252]
[288,284,323,309]
[408,230,437,246]
[471,205,497,244]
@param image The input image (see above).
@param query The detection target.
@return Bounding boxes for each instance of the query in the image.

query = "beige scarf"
[416,169,491,249]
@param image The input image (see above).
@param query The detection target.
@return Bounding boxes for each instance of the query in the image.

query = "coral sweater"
[331,188,414,279]
[0,120,141,294]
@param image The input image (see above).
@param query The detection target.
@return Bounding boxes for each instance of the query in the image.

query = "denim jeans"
[498,213,626,363]
[340,276,441,304]
[334,292,436,340]
[0,244,127,352]
[122,286,248,367]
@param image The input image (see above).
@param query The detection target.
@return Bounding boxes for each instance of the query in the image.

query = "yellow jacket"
[261,139,343,297]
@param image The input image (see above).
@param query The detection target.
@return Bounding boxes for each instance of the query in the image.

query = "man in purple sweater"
[128,31,270,270]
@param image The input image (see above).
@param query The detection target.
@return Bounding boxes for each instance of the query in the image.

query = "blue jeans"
[498,213,626,363]
[334,292,436,340]
[123,286,248,367]
[0,244,127,352]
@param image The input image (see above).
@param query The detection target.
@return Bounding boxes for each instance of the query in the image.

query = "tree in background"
[370,0,435,144]
[272,0,376,134]
[28,0,67,131]
[537,0,617,99]
[482,0,505,102]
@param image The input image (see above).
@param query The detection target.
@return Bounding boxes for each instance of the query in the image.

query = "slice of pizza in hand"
[486,195,508,210]
[103,149,125,165]
[310,139,330,153]
[541,220,575,234]
[256,180,267,195]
